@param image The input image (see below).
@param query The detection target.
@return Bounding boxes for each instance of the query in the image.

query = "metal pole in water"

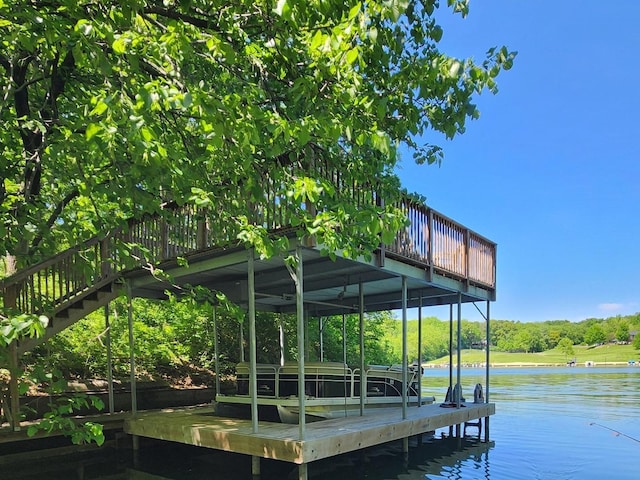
[484,299,491,442]
[298,463,308,480]
[448,303,453,396]
[252,455,261,477]
[448,303,454,437]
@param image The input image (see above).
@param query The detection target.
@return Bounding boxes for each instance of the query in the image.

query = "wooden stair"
[16,280,121,355]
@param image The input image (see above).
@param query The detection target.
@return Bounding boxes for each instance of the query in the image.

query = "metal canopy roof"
[127,238,494,316]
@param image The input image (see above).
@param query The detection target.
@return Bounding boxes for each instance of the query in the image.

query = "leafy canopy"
[1,0,514,267]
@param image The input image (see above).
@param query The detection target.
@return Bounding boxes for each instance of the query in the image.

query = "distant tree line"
[488,314,640,354]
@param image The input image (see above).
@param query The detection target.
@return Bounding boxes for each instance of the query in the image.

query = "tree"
[616,323,630,343]
[1,0,514,273]
[557,337,575,359]
[460,320,483,349]
[584,324,606,346]
[1,0,514,434]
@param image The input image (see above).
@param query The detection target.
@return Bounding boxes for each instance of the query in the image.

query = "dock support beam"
[127,285,137,416]
[251,456,260,476]
[456,293,462,409]
[401,276,408,420]
[294,246,306,440]
[213,305,221,402]
[359,281,365,416]
[484,299,491,442]
[417,291,423,407]
[127,284,138,450]
[105,304,114,414]
[448,303,453,437]
[298,463,308,480]
[448,304,453,396]
[248,249,258,433]
[8,342,20,431]
[4,281,21,431]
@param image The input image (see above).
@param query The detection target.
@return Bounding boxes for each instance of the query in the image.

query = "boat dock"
[3,190,498,477]
[125,402,494,479]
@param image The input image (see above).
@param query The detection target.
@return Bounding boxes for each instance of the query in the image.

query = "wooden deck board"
[124,403,495,464]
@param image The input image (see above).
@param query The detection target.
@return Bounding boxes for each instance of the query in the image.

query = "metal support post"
[417,292,423,407]
[359,281,365,416]
[8,342,20,431]
[279,313,286,366]
[105,304,114,414]
[456,293,462,408]
[127,285,137,415]
[401,276,408,420]
[319,317,324,362]
[484,300,491,442]
[252,455,261,476]
[127,284,138,451]
[295,247,306,440]
[448,304,453,401]
[298,463,308,480]
[213,306,221,401]
[248,249,258,433]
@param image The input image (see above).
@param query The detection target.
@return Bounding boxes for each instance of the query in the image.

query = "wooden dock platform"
[124,402,494,477]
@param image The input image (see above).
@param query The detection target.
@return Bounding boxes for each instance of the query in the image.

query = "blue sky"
[396,1,640,323]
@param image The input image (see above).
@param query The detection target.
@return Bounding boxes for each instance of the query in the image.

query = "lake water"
[6,367,640,479]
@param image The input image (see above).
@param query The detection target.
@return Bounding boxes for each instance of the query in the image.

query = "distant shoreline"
[423,361,637,368]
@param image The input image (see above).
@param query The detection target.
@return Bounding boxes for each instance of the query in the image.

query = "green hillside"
[426,344,639,366]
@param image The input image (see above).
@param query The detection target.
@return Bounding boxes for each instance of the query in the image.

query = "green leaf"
[91,101,108,116]
[85,123,101,140]
[346,48,359,65]
[348,2,361,20]
[432,25,443,42]
[274,0,290,18]
[112,36,128,54]
[140,126,154,142]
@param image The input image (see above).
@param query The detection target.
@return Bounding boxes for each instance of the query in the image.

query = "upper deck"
[2,182,496,326]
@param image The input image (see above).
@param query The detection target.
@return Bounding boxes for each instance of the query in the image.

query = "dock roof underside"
[127,239,495,316]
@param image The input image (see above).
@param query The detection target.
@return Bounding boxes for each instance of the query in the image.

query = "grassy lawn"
[426,344,640,366]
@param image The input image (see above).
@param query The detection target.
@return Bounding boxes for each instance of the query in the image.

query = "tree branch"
[29,188,80,253]
[41,50,75,123]
[144,6,221,31]
[0,54,9,72]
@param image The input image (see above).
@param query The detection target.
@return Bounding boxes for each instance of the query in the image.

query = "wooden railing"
[1,191,496,320]
[388,199,496,288]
